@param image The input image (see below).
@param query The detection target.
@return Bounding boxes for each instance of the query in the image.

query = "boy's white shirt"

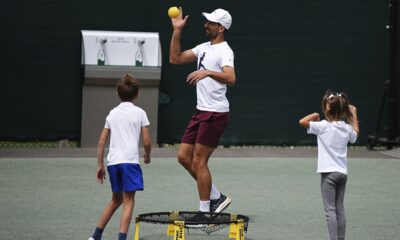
[308,120,357,175]
[104,102,150,165]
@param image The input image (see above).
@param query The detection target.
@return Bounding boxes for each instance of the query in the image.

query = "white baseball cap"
[202,8,232,30]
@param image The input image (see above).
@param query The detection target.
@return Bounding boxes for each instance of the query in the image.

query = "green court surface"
[0,156,399,240]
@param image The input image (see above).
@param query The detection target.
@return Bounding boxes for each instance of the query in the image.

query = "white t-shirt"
[104,102,150,166]
[308,120,357,175]
[191,41,234,112]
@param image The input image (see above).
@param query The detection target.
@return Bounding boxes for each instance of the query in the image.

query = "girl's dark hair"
[117,74,139,101]
[321,90,353,123]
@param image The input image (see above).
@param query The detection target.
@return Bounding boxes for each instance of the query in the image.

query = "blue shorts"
[107,163,144,193]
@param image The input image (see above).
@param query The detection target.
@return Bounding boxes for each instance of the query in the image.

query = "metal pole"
[387,0,398,141]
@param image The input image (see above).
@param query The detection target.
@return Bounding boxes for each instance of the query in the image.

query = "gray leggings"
[321,172,348,240]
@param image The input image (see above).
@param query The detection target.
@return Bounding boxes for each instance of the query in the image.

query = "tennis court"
[0,147,399,240]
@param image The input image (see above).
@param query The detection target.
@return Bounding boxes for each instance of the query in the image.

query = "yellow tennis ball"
[168,6,180,18]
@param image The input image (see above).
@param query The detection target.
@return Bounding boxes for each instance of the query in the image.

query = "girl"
[299,91,359,240]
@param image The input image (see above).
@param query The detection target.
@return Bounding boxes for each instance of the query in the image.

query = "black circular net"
[136,211,249,235]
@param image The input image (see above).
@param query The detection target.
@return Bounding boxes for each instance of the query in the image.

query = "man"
[169,8,236,213]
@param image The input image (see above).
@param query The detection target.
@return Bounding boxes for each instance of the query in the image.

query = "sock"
[210,184,221,200]
[92,227,104,240]
[118,232,127,240]
[199,200,210,212]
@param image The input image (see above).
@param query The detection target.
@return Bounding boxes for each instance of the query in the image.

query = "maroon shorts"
[181,110,230,148]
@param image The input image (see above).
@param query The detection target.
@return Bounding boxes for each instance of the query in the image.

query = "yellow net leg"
[173,221,185,240]
[229,219,245,240]
[134,219,140,240]
[167,221,185,240]
[167,211,182,238]
[167,223,175,236]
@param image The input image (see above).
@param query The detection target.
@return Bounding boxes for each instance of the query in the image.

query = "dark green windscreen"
[0,0,397,145]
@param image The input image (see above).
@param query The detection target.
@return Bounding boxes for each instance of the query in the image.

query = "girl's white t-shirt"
[104,102,150,166]
[308,120,357,175]
[191,41,234,112]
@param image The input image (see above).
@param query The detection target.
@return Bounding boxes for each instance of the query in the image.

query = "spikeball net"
[134,211,249,240]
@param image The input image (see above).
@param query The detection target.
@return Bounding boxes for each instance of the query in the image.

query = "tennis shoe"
[88,238,95,240]
[210,194,231,213]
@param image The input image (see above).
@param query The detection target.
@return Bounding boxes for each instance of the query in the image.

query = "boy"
[88,74,152,240]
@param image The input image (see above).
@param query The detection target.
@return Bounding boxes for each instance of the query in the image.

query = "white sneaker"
[88,238,95,240]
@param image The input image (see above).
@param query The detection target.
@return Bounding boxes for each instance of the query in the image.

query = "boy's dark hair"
[117,74,139,101]
[321,90,353,123]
